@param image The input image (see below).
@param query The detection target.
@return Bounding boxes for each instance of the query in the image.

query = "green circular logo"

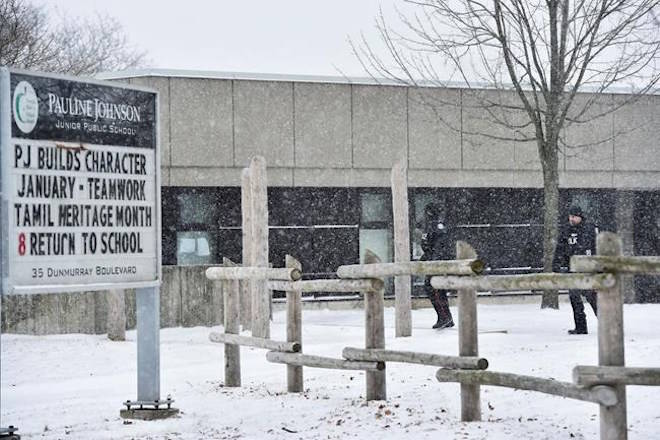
[13,80,39,133]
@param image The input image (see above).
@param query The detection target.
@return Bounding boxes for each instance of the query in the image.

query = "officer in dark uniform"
[421,203,455,329]
[553,204,598,334]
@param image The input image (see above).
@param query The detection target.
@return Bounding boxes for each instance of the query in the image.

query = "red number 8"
[18,233,26,256]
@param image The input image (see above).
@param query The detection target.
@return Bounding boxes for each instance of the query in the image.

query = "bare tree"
[0,0,147,75]
[353,1,660,308]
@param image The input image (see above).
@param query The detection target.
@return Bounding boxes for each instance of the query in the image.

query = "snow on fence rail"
[268,278,383,293]
[573,366,660,387]
[266,352,384,371]
[570,255,660,274]
[336,259,485,278]
[434,369,618,407]
[206,266,302,281]
[342,347,488,370]
[209,332,300,353]
[430,273,616,291]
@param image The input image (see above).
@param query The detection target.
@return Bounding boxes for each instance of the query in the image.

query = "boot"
[430,292,444,329]
[433,316,455,330]
[568,291,588,335]
[431,291,454,329]
[568,311,588,335]
[568,327,587,335]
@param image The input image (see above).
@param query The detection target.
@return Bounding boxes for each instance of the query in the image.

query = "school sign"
[1,68,161,294]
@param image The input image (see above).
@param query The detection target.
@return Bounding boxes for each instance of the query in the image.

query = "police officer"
[421,203,455,329]
[552,204,598,334]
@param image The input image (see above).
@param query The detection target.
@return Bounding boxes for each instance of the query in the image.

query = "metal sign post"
[138,287,161,400]
[119,285,177,419]
[0,67,176,428]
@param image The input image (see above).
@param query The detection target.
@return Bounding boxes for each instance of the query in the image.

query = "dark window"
[634,192,660,302]
[268,188,361,275]
[164,187,241,266]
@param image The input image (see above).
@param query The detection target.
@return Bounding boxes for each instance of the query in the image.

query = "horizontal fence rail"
[209,332,301,353]
[435,369,618,407]
[571,255,660,274]
[266,351,385,371]
[268,279,384,293]
[337,259,485,279]
[205,266,302,281]
[430,273,616,291]
[573,366,660,387]
[342,347,488,370]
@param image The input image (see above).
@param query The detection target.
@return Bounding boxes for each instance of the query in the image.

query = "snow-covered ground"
[2,303,659,439]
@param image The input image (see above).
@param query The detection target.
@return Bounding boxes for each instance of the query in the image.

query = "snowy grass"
[2,303,659,439]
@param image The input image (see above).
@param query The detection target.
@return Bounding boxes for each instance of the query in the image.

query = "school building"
[100,69,660,302]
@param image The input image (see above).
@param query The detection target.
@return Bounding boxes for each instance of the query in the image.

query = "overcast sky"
[35,0,400,77]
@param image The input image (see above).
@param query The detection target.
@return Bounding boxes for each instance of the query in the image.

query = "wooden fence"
[427,232,660,440]
[208,253,388,396]
[208,156,660,440]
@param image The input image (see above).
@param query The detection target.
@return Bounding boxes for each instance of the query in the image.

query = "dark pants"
[425,277,453,323]
[569,289,598,331]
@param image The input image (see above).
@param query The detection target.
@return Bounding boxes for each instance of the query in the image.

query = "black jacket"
[421,222,453,261]
[552,221,597,272]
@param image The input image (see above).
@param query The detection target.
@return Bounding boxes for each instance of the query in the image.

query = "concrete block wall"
[294,83,352,168]
[171,78,234,168]
[408,87,461,170]
[613,95,660,173]
[1,266,223,335]
[121,72,659,190]
[352,84,408,169]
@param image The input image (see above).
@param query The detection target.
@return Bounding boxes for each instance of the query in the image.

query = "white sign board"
[0,68,160,294]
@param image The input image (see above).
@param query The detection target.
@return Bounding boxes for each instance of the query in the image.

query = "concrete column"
[107,289,126,341]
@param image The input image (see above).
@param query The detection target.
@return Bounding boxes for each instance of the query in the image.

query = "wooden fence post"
[364,250,386,400]
[286,255,303,392]
[250,156,270,338]
[596,233,627,440]
[391,159,412,337]
[457,241,481,421]
[222,258,241,387]
[240,168,253,331]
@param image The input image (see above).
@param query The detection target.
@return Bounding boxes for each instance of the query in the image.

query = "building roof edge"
[96,68,658,95]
